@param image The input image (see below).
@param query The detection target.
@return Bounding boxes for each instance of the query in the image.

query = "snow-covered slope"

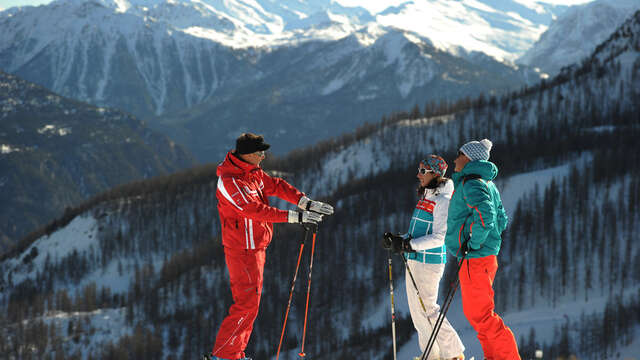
[518,0,640,75]
[0,0,255,117]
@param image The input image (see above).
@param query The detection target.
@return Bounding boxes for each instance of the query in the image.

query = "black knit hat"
[235,133,271,155]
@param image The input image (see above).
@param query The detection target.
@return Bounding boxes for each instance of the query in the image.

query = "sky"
[0,0,597,12]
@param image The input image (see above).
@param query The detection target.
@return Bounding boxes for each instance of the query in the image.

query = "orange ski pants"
[212,247,265,360]
[459,255,521,360]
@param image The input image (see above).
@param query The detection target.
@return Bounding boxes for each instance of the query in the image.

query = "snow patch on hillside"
[3,215,100,286]
[0,213,167,296]
[497,152,593,218]
[311,137,393,196]
[33,308,131,358]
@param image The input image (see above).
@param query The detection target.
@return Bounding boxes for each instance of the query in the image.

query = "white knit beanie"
[460,139,493,161]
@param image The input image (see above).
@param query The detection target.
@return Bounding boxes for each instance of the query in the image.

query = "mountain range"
[518,0,640,74]
[2,1,638,161]
[0,0,582,161]
[1,8,639,359]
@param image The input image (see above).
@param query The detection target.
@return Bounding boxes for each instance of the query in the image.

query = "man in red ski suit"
[210,133,334,360]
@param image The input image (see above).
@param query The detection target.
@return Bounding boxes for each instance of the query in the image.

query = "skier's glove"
[382,232,393,250]
[391,234,414,254]
[298,196,334,215]
[288,210,323,225]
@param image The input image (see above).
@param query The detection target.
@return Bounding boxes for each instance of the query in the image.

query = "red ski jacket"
[216,151,304,249]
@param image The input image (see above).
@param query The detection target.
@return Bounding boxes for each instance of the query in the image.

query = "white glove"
[288,210,323,224]
[298,196,334,215]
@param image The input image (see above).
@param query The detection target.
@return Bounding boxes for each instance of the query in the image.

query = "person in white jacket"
[383,155,465,360]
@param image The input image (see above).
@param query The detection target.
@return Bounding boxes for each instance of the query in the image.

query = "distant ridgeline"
[0,71,195,250]
[0,11,639,359]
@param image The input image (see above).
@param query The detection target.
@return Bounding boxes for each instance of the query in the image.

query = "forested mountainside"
[0,71,195,250]
[0,10,639,360]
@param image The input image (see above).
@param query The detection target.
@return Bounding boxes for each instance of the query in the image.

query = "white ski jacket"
[409,179,454,251]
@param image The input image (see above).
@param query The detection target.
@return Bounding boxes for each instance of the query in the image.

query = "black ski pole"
[401,252,446,355]
[421,246,469,360]
[387,250,398,360]
[399,253,428,313]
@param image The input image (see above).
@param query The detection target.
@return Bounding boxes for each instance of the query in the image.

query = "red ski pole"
[276,225,310,360]
[298,224,318,358]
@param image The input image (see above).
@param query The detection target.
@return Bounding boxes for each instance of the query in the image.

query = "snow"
[114,0,131,13]
[361,270,411,331]
[37,124,72,136]
[310,137,393,196]
[0,212,187,297]
[518,0,640,74]
[321,77,347,95]
[498,152,593,219]
[374,0,548,62]
[32,307,131,359]
[3,215,100,286]
[0,0,592,119]
[95,34,116,102]
[0,0,582,72]
[1,144,20,154]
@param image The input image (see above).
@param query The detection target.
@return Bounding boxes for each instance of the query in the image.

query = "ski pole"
[388,250,398,360]
[401,253,446,355]
[421,247,469,360]
[299,223,318,358]
[400,253,428,313]
[276,224,310,360]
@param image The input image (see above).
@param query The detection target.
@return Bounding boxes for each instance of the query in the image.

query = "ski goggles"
[418,167,435,175]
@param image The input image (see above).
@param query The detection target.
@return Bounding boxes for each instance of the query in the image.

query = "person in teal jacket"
[444,139,521,360]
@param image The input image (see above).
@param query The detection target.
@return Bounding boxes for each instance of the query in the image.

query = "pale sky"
[0,0,49,9]
[0,0,597,12]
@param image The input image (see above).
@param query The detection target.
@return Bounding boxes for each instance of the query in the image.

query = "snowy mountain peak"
[2,0,578,60]
[518,0,640,75]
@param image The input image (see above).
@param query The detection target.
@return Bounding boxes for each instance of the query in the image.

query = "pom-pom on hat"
[235,133,270,155]
[460,139,493,161]
[422,155,448,177]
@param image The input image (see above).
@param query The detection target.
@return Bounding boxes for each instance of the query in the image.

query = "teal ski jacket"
[444,160,508,259]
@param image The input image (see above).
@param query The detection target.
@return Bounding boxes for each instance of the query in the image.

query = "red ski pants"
[212,247,266,359]
[459,255,521,360]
